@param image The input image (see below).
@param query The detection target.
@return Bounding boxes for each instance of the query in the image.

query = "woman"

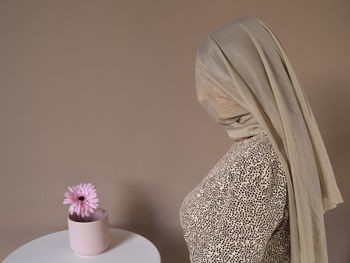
[179,17,343,263]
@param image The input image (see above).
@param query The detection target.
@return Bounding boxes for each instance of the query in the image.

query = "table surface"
[3,228,161,263]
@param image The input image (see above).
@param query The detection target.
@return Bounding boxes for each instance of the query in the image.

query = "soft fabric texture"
[180,131,291,262]
[194,17,343,263]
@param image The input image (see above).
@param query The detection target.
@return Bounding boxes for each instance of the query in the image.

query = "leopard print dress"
[179,131,291,263]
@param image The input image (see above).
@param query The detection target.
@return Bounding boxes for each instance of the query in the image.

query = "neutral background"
[1,0,349,262]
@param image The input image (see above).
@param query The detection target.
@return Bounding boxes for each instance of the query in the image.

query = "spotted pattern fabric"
[179,131,291,263]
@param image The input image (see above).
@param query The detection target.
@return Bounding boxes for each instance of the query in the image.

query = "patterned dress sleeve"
[204,141,289,263]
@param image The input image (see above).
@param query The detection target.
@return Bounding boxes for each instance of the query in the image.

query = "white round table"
[3,228,161,263]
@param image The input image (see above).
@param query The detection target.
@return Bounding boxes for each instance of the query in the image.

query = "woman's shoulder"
[229,131,273,154]
[227,131,282,169]
[224,131,286,184]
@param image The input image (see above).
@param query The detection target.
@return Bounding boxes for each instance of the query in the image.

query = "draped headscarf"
[195,17,343,263]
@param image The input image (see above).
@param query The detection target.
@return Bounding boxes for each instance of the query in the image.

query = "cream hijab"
[195,17,343,263]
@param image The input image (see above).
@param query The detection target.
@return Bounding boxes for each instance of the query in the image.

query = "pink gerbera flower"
[63,183,99,218]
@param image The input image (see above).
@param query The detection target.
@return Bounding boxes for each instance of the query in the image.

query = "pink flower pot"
[67,207,110,256]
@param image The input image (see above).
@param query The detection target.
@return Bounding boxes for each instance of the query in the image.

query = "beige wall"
[1,0,349,262]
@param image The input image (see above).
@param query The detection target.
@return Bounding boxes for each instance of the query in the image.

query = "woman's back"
[179,131,291,262]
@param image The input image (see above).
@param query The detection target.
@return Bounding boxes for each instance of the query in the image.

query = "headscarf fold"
[195,17,343,263]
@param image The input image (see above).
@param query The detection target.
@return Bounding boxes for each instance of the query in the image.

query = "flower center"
[78,196,85,201]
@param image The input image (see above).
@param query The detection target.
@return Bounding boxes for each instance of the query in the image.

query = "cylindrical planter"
[67,207,110,256]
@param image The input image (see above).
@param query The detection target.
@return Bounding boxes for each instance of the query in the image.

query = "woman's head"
[194,17,273,140]
[195,63,247,125]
